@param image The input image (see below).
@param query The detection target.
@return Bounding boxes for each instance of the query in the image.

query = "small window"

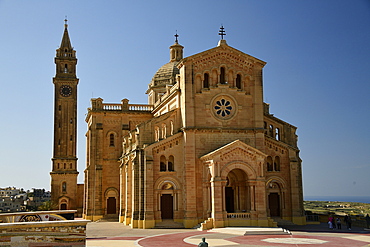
[267,156,273,171]
[160,155,167,171]
[109,134,115,147]
[275,128,280,141]
[64,64,68,73]
[62,182,67,193]
[220,67,226,84]
[274,156,280,171]
[203,73,209,88]
[269,125,274,137]
[160,162,166,171]
[236,74,241,89]
[168,155,175,171]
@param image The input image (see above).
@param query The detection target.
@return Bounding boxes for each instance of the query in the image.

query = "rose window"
[211,95,237,120]
[214,98,233,117]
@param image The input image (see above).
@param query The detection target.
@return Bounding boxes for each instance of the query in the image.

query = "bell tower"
[50,19,79,210]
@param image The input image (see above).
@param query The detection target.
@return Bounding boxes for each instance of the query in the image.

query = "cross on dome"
[174,31,179,43]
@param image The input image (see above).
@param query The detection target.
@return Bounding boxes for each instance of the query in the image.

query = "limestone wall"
[0,220,89,246]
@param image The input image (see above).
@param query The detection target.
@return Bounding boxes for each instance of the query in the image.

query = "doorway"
[268,193,280,216]
[107,197,116,214]
[225,187,235,213]
[161,194,173,219]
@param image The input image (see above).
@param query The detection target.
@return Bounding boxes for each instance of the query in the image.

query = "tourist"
[336,217,341,229]
[344,215,352,230]
[198,237,208,247]
[328,218,333,230]
[328,215,335,229]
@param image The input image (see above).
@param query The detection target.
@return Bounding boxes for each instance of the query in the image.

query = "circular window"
[211,95,237,120]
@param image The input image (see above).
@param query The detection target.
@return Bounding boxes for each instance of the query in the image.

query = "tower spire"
[169,31,184,62]
[59,18,73,51]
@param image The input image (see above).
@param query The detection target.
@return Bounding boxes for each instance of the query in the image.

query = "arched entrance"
[160,182,174,219]
[267,180,284,217]
[59,198,68,210]
[105,188,118,215]
[225,168,249,213]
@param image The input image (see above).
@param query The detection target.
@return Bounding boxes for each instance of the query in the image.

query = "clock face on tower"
[60,85,72,97]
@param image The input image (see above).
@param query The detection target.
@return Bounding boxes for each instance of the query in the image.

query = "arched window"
[267,156,273,172]
[160,155,166,171]
[275,128,280,141]
[203,73,209,88]
[269,125,274,137]
[168,155,174,171]
[220,67,226,84]
[274,156,280,171]
[64,64,68,73]
[236,74,242,89]
[109,133,115,147]
[62,182,67,193]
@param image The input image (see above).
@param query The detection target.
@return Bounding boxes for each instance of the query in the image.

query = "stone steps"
[154,219,185,229]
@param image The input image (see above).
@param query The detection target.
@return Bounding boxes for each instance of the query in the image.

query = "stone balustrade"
[226,212,251,219]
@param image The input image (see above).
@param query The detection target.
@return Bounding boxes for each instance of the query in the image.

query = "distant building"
[25,189,51,209]
[0,187,26,212]
[50,22,305,228]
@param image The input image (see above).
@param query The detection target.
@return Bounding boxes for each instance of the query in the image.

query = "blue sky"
[0,1,369,198]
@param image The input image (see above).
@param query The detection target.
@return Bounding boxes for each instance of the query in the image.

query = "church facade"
[51,23,305,229]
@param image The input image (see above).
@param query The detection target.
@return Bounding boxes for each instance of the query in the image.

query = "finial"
[64,16,68,29]
[218,25,226,40]
[174,30,179,44]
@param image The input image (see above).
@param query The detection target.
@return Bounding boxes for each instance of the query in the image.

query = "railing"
[306,215,320,222]
[226,213,251,219]
[103,104,122,111]
[101,104,153,111]
[129,104,153,111]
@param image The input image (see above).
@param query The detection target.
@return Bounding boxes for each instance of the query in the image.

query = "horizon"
[0,1,369,198]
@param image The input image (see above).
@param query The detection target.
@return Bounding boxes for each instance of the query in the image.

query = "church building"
[51,22,305,229]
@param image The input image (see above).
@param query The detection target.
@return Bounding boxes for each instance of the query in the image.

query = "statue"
[198,237,208,247]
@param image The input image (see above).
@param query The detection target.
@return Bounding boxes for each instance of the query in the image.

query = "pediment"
[180,43,266,74]
[200,140,267,163]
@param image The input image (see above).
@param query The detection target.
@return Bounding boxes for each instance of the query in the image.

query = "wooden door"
[107,197,116,214]
[161,194,173,219]
[269,193,280,216]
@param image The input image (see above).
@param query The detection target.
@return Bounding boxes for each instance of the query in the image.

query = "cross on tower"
[174,31,179,43]
[218,25,226,40]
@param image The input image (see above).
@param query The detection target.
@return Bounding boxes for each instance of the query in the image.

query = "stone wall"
[0,220,89,246]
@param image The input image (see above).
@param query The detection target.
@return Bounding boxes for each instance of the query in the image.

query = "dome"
[150,61,179,88]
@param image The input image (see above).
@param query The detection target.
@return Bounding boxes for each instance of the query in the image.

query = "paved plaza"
[86,221,370,247]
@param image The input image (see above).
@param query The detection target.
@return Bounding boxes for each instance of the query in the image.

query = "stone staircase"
[96,214,119,222]
[272,217,297,227]
[154,219,185,229]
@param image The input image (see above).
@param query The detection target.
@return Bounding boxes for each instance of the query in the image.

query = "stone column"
[211,176,225,228]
